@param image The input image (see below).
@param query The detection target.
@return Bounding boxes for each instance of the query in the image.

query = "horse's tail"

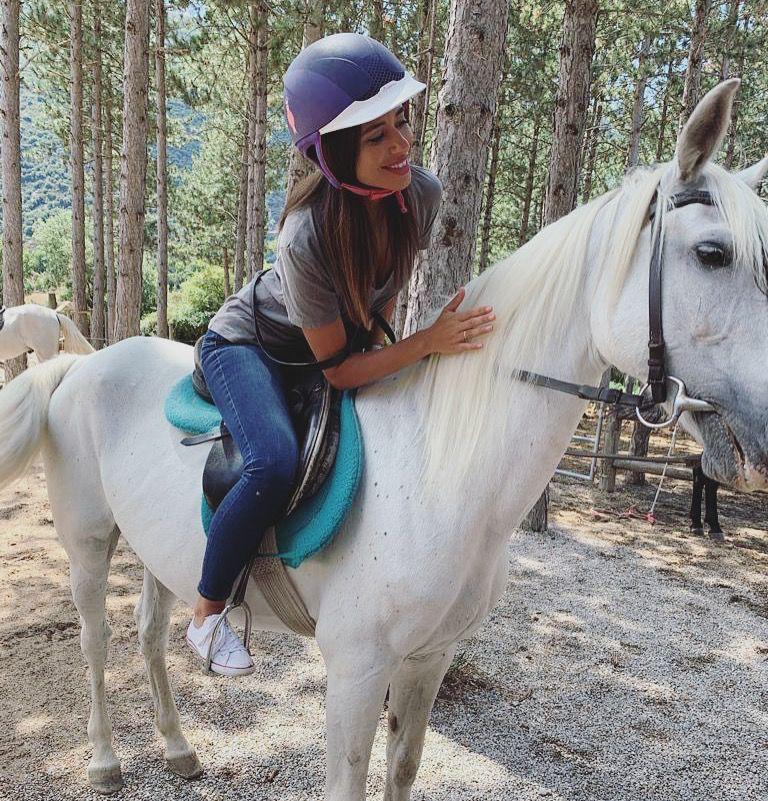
[0,355,79,489]
[57,313,95,354]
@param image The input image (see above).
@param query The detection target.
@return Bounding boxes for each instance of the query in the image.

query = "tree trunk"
[1,0,26,380]
[519,115,541,245]
[655,46,675,162]
[543,0,599,225]
[724,7,746,169]
[478,80,505,273]
[409,0,434,166]
[249,3,268,281]
[403,0,509,336]
[115,0,151,341]
[105,81,116,342]
[528,0,598,532]
[234,117,248,293]
[720,0,740,81]
[679,0,711,131]
[394,0,438,338]
[625,35,651,170]
[70,0,88,337]
[580,99,601,203]
[285,0,323,199]
[223,245,231,297]
[369,0,385,42]
[90,6,106,348]
[245,4,268,282]
[155,0,169,338]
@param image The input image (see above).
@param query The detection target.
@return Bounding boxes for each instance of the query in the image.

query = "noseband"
[519,189,717,429]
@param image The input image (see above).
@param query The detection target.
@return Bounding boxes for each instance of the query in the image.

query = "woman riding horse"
[186,33,497,674]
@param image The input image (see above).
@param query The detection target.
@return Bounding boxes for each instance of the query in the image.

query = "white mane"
[416,161,768,494]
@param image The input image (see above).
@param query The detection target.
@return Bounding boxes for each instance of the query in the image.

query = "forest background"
[2,0,766,348]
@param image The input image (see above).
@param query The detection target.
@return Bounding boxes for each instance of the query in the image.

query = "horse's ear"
[735,153,768,190]
[675,78,741,183]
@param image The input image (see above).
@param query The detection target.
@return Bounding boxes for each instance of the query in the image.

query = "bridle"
[519,188,718,430]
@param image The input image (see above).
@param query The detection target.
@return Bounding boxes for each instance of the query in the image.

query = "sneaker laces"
[211,617,247,658]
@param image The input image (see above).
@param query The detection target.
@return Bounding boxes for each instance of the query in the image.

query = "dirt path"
[0,462,766,800]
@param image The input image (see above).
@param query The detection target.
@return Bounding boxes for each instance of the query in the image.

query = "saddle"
[188,337,341,518]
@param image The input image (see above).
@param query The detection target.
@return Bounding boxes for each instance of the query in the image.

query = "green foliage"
[140,261,225,343]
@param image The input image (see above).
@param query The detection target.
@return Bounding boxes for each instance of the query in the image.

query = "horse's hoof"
[88,765,124,795]
[709,530,725,543]
[690,527,704,537]
[166,751,204,780]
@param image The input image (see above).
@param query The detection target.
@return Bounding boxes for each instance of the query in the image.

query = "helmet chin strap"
[308,131,409,214]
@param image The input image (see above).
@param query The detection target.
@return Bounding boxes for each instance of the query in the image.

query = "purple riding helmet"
[283,33,426,213]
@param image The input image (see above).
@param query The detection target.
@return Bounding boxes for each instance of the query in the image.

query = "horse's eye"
[695,241,732,269]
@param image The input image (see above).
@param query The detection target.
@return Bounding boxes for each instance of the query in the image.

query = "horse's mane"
[414,161,768,495]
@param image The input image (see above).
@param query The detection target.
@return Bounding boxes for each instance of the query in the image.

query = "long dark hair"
[278,124,420,329]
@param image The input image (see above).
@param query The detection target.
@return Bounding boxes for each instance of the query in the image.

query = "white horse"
[0,303,94,364]
[0,81,766,800]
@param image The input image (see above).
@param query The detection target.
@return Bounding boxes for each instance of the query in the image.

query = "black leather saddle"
[186,336,341,518]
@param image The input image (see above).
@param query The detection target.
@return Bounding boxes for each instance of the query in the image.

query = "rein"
[518,189,718,430]
[0,306,5,333]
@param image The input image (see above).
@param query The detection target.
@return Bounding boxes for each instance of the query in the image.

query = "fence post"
[600,406,621,492]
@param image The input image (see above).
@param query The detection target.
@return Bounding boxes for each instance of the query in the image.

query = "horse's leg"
[67,526,124,794]
[704,478,725,541]
[134,568,203,779]
[383,647,456,801]
[690,465,704,535]
[323,645,396,801]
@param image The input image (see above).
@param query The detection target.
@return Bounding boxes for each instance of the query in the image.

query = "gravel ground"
[0,462,766,800]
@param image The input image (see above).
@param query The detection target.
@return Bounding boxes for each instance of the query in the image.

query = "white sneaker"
[185,613,255,677]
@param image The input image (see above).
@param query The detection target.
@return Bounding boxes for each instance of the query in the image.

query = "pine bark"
[655,47,675,162]
[519,115,541,245]
[1,0,26,380]
[679,0,711,131]
[580,98,600,203]
[625,36,651,170]
[409,0,433,166]
[285,1,323,200]
[543,0,599,224]
[223,245,231,297]
[478,82,504,273]
[105,82,116,342]
[245,3,268,282]
[720,0,740,81]
[155,0,169,338]
[529,0,598,533]
[403,0,509,336]
[90,7,106,348]
[70,0,89,336]
[115,0,151,341]
[234,117,248,293]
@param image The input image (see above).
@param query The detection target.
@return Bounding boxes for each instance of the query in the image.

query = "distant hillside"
[15,90,201,241]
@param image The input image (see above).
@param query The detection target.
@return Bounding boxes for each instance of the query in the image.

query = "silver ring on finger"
[463,330,469,343]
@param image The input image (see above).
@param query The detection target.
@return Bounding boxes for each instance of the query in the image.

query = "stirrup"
[204,557,254,674]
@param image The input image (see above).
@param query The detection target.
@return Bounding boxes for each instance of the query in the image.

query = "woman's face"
[355,105,414,191]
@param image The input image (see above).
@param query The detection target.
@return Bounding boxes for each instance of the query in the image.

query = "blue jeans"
[198,330,299,601]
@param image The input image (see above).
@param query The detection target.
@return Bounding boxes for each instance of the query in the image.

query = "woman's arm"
[303,288,495,390]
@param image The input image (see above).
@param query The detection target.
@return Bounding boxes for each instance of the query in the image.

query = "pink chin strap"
[340,182,408,213]
[305,131,409,214]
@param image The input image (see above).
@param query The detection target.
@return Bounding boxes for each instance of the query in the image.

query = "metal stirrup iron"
[205,556,255,674]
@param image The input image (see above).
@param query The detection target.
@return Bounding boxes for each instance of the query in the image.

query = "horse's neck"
[359,315,604,544]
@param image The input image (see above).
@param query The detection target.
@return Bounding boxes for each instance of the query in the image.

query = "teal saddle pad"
[164,374,363,568]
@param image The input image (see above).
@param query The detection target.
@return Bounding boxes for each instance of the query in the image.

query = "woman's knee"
[242,436,299,492]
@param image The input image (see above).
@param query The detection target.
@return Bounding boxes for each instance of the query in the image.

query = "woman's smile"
[382,158,410,176]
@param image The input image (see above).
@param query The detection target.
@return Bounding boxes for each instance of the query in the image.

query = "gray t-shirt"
[209,165,442,360]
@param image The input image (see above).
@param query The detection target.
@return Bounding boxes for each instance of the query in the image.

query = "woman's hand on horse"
[422,287,494,355]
